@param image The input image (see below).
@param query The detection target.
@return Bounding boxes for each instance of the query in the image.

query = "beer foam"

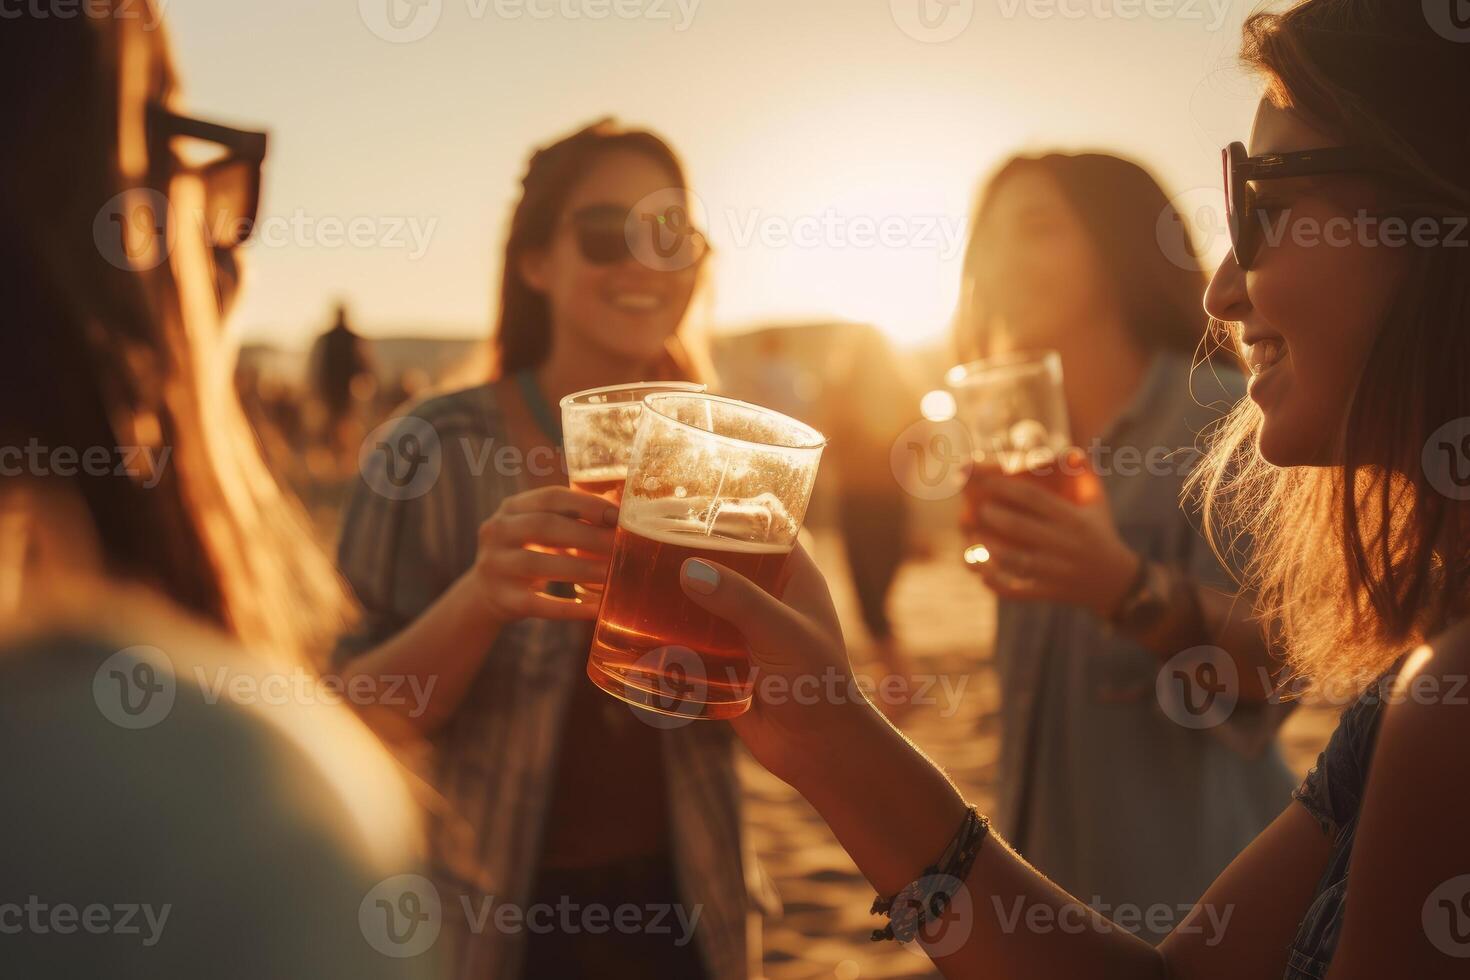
[570,465,626,484]
[622,496,795,554]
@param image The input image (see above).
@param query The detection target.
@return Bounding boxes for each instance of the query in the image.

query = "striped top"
[334,382,766,979]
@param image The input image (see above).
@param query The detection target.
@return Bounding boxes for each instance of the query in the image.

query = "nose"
[1203,251,1250,324]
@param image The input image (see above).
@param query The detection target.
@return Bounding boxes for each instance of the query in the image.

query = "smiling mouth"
[1244,338,1286,376]
[607,291,664,313]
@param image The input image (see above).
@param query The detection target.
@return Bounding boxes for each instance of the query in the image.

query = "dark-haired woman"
[665,2,1470,977]
[958,152,1294,941]
[1,4,435,978]
[333,120,759,979]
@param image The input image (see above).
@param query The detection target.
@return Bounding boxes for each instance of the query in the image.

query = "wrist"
[453,568,508,633]
[781,696,888,795]
[1092,546,1144,620]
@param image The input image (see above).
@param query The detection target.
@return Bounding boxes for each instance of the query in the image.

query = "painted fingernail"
[683,559,720,595]
[603,506,619,526]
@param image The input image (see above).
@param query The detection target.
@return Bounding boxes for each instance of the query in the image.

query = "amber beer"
[946,351,1076,567]
[584,392,825,720]
[959,449,1099,565]
[560,382,706,597]
[588,512,793,719]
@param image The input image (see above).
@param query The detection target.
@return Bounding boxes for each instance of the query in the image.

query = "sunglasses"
[567,202,709,270]
[149,105,270,249]
[1221,141,1396,271]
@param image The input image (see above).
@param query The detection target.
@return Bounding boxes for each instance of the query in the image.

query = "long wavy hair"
[958,152,1216,365]
[0,3,348,662]
[492,118,711,383]
[1192,0,1470,694]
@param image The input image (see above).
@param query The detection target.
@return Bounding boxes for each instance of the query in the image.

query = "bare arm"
[681,545,1331,979]
[340,486,617,736]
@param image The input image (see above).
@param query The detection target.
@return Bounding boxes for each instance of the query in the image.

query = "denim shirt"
[1283,661,1403,978]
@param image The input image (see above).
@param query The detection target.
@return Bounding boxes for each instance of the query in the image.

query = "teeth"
[1245,339,1284,376]
[610,293,660,311]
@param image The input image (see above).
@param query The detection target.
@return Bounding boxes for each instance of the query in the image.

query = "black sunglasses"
[149,105,270,249]
[568,202,709,270]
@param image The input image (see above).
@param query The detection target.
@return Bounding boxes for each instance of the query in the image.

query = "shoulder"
[1327,627,1470,972]
[0,611,433,974]
[392,380,501,439]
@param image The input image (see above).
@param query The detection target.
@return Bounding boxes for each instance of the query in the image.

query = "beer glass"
[947,350,1095,566]
[586,393,825,720]
[560,381,708,502]
[560,381,706,597]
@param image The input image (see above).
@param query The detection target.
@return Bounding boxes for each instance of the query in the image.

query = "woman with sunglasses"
[0,4,435,978]
[333,120,760,979]
[663,2,1470,977]
[956,151,1295,944]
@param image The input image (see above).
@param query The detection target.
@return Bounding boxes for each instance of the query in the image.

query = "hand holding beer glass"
[948,350,1099,569]
[586,393,825,720]
[560,381,706,597]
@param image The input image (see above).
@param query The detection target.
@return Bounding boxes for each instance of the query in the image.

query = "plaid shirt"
[334,383,768,979]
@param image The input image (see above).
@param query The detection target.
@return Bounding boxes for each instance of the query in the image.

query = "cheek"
[1253,228,1401,399]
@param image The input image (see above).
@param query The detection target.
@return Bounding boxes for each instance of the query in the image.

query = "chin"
[1255,414,1337,469]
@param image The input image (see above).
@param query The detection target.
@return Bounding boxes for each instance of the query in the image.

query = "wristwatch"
[1108,558,1170,635]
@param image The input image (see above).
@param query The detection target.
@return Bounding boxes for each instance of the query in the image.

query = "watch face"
[1116,565,1167,632]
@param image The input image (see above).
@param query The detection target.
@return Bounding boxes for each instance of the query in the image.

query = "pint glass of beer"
[947,350,1096,566]
[560,381,707,597]
[587,392,825,720]
[560,381,708,502]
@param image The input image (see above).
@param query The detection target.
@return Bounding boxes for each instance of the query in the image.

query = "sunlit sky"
[166,0,1265,350]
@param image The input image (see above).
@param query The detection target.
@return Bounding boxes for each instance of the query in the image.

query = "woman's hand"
[966,455,1140,619]
[472,486,619,623]
[677,544,873,786]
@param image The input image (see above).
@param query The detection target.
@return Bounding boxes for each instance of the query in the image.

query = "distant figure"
[308,303,375,459]
[823,327,914,713]
[310,303,373,417]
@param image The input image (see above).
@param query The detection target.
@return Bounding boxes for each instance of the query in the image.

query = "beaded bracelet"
[870,806,989,943]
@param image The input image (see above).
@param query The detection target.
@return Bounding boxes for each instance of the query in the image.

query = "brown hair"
[959,152,1216,364]
[0,3,348,662]
[492,117,711,382]
[1194,0,1470,692]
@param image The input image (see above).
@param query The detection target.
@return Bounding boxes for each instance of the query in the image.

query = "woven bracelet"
[870,806,989,943]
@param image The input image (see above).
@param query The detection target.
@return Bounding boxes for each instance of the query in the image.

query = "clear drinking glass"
[947,350,1094,565]
[560,381,706,597]
[586,393,826,720]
